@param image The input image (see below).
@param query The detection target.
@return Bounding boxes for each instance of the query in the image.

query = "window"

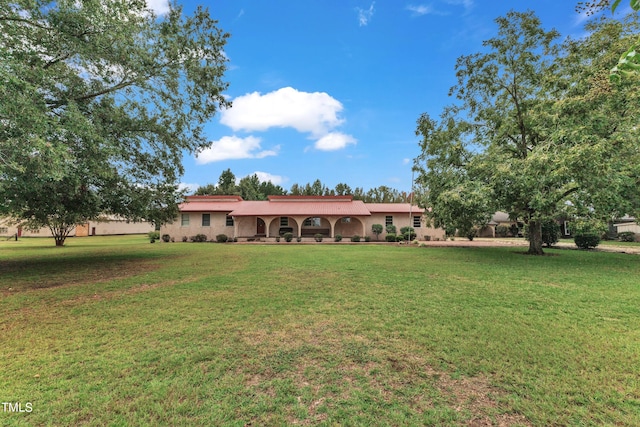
[226,215,234,227]
[341,217,351,223]
[202,214,210,227]
[280,217,289,227]
[385,216,393,226]
[304,217,321,227]
[413,216,421,228]
[564,221,570,236]
[181,214,190,226]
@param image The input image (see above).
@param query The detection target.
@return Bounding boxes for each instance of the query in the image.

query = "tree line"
[193,169,414,203]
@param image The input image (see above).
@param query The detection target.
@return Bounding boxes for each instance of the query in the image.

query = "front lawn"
[1,237,638,425]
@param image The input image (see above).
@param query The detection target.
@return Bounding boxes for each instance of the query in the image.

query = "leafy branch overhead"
[0,0,230,245]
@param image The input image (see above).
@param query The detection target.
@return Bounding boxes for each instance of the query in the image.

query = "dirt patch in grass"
[239,320,531,426]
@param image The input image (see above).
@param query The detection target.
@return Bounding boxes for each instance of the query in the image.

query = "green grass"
[1,236,639,426]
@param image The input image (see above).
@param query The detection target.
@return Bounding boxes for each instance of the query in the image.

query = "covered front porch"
[233,215,367,239]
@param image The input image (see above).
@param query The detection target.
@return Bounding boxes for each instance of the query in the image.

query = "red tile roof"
[267,195,353,201]
[365,203,425,214]
[179,195,243,212]
[230,200,371,217]
[177,196,424,216]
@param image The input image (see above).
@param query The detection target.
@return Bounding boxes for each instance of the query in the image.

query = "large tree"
[0,0,229,245]
[415,10,640,255]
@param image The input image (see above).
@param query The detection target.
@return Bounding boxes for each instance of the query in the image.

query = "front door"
[256,218,266,235]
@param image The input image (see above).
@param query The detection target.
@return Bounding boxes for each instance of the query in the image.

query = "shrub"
[396,234,405,242]
[161,234,171,243]
[400,227,416,241]
[275,236,280,242]
[148,231,160,242]
[371,224,383,240]
[182,236,188,242]
[495,225,509,237]
[541,221,560,247]
[314,233,323,242]
[351,235,361,242]
[191,234,208,243]
[216,234,228,243]
[509,224,520,237]
[571,219,605,249]
[574,233,601,249]
[334,234,343,242]
[385,234,397,242]
[524,220,560,247]
[386,224,397,235]
[618,231,636,242]
[283,232,294,242]
[465,226,478,241]
[364,235,371,242]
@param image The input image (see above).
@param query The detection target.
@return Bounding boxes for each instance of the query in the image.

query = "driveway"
[419,238,640,254]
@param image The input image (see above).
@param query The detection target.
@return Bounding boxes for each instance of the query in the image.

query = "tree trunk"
[527,220,544,255]
[50,223,72,247]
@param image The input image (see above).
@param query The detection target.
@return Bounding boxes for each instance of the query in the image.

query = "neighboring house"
[161,195,445,241]
[477,212,522,238]
[75,216,155,236]
[0,217,154,238]
[613,217,639,240]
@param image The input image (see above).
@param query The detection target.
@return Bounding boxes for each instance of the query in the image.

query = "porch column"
[233,217,238,239]
[293,216,305,238]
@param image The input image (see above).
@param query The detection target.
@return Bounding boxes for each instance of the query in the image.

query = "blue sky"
[151,1,611,193]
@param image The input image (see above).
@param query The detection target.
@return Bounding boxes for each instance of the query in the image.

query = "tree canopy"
[0,0,229,245]
[415,10,640,254]
[577,1,640,81]
[193,170,414,203]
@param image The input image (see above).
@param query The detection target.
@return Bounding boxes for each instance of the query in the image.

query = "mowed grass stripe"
[1,237,639,425]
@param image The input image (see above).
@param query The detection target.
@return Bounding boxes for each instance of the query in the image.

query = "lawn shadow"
[0,252,161,293]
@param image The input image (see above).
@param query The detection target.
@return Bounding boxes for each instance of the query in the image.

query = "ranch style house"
[161,195,446,242]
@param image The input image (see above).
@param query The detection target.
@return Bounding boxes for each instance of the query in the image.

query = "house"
[612,217,639,240]
[0,216,154,238]
[477,212,523,238]
[160,195,445,241]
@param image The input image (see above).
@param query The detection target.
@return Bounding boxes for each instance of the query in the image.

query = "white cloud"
[406,4,432,16]
[146,0,170,16]
[179,182,200,194]
[221,87,345,136]
[196,136,279,164]
[220,87,357,152]
[253,171,286,185]
[356,2,375,26]
[402,158,411,165]
[314,132,357,151]
[444,0,474,13]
